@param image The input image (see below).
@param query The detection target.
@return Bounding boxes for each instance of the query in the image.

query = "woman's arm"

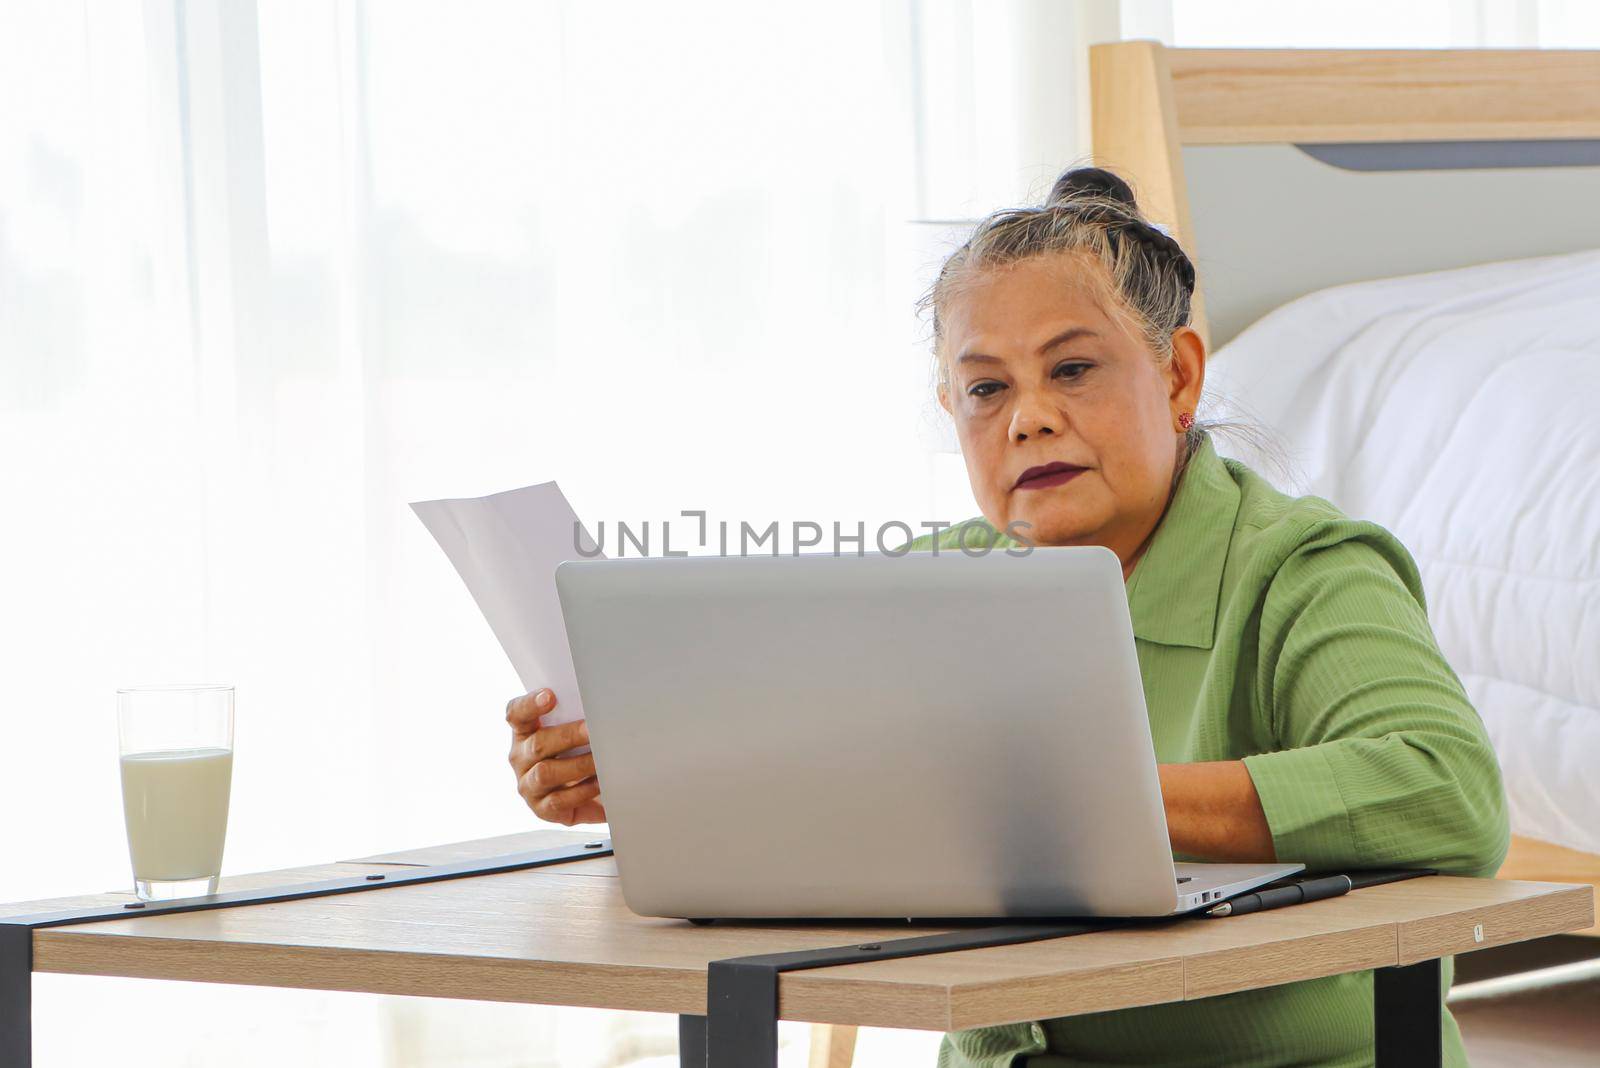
[1240,521,1510,877]
[1158,760,1276,862]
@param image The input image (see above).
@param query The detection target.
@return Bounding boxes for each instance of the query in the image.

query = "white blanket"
[1207,249,1600,856]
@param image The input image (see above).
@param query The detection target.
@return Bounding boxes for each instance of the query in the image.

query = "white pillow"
[1205,249,1600,856]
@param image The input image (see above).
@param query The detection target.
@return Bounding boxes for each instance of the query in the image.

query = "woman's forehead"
[942,255,1125,351]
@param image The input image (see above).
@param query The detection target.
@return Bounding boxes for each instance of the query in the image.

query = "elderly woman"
[505,168,1509,1067]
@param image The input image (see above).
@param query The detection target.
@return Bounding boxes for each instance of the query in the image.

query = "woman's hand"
[505,688,606,825]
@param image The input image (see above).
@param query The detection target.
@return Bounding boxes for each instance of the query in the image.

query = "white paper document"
[411,481,602,728]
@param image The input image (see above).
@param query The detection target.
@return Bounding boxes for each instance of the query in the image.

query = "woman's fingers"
[505,688,556,734]
[566,796,607,826]
[534,719,590,762]
[505,688,603,826]
[507,719,590,775]
[524,776,603,826]
[528,752,597,792]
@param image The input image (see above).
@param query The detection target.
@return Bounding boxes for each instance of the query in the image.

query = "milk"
[119,747,233,881]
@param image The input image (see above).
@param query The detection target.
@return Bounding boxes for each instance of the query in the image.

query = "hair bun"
[1047,167,1137,209]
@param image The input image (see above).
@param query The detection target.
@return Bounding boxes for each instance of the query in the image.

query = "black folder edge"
[0,838,615,931]
[0,838,616,1068]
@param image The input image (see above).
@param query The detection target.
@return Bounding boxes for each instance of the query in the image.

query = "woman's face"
[938,252,1205,561]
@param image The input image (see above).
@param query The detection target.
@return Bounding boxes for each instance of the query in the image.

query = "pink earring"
[1178,412,1194,430]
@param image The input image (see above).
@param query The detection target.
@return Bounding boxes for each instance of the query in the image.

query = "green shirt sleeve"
[1242,518,1510,878]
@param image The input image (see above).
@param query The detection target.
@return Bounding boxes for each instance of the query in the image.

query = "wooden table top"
[5,830,1592,1033]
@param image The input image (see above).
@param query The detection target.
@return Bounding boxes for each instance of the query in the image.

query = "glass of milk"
[117,684,235,901]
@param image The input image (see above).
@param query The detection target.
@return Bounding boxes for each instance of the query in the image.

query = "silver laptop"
[556,547,1301,920]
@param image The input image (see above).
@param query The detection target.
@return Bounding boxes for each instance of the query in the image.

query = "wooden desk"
[3,830,1592,1067]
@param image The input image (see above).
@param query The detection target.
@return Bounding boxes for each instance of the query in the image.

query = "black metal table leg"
[1374,958,1442,1067]
[704,923,1108,1068]
[1,924,31,1068]
[707,959,779,1068]
[678,1013,706,1066]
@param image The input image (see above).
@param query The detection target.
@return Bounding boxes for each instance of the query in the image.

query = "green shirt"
[909,431,1509,1068]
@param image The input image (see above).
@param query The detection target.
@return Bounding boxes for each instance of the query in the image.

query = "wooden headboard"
[1089,43,1600,929]
[1089,44,1600,345]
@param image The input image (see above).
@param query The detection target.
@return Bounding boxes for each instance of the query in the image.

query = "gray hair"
[919,166,1276,471]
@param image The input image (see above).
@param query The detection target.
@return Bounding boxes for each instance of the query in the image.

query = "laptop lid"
[556,546,1183,919]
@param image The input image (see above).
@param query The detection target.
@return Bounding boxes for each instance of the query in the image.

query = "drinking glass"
[117,684,235,900]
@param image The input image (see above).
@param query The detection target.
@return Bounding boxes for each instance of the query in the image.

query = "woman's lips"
[1013,462,1087,491]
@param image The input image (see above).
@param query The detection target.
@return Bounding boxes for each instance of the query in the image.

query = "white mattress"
[1206,249,1600,857]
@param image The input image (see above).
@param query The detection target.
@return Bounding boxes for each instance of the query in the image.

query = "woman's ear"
[936,378,953,415]
[1166,326,1207,419]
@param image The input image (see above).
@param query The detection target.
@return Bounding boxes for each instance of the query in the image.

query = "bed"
[1089,41,1600,933]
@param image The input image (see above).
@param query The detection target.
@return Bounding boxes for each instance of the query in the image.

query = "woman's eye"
[967,380,1004,399]
[1053,361,1091,381]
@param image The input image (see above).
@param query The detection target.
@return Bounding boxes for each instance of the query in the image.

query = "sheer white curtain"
[2,0,959,1063]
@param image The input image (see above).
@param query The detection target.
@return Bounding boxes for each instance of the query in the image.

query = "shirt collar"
[1124,432,1241,649]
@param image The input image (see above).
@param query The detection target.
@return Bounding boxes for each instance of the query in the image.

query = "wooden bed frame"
[1089,41,1600,933]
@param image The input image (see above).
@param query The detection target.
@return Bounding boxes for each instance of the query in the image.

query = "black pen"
[1205,875,1353,917]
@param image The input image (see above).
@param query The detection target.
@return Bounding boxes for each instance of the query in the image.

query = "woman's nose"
[1009,395,1059,442]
